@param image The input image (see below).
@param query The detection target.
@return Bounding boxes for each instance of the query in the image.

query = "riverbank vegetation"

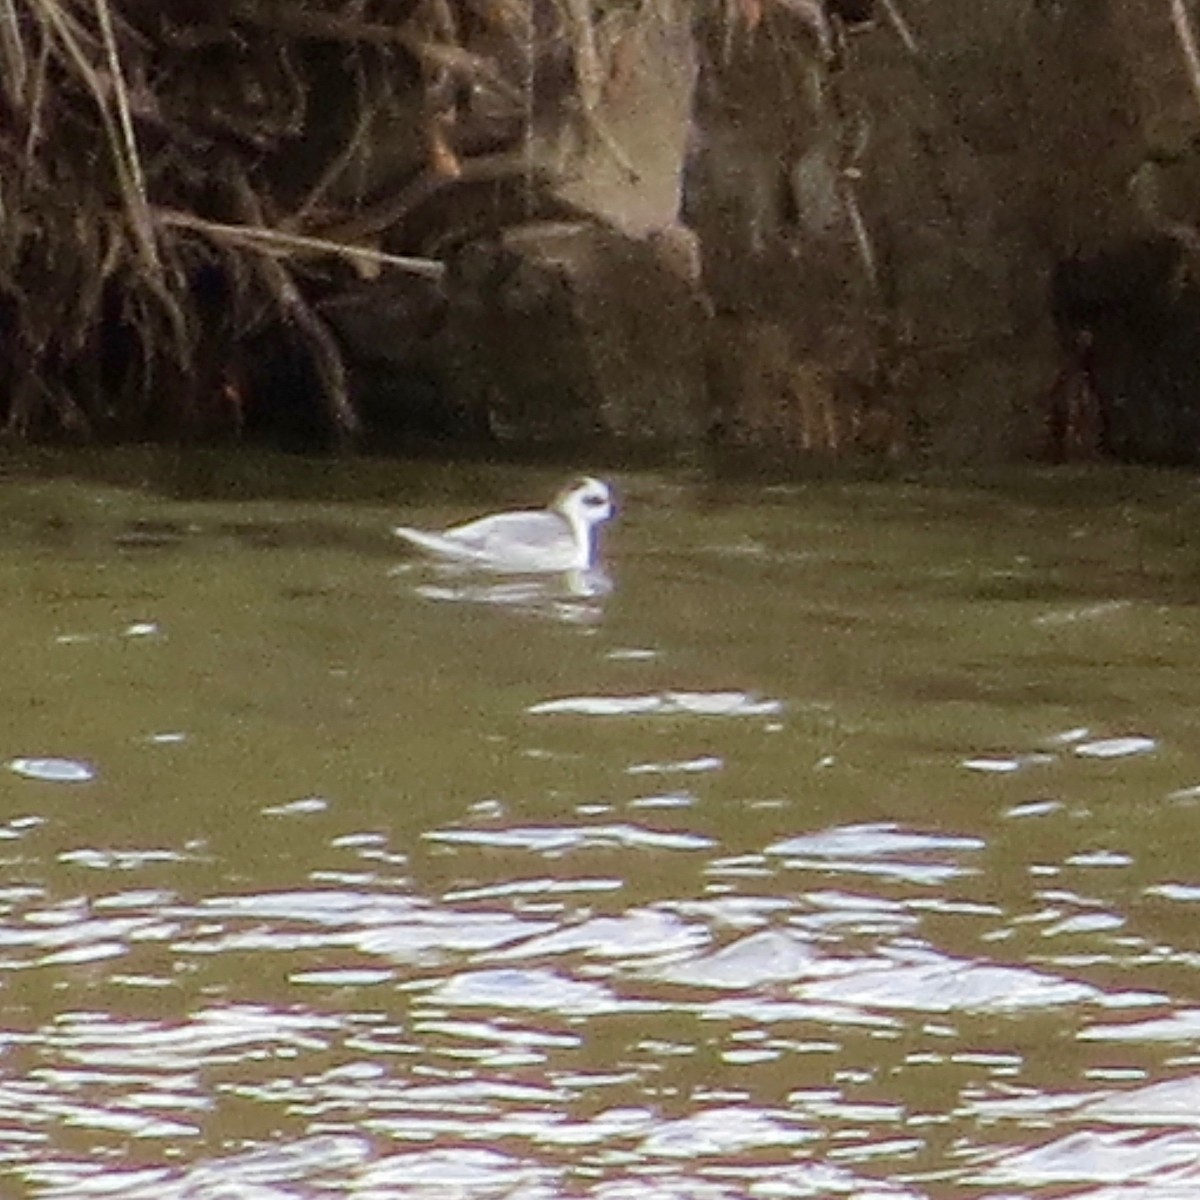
[0,0,557,443]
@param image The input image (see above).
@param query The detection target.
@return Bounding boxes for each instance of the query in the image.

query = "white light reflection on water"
[9,757,96,783]
[527,690,784,717]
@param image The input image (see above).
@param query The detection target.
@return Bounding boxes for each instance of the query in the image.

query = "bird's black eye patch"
[581,493,607,507]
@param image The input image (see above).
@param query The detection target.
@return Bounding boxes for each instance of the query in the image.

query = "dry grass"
[0,0,570,442]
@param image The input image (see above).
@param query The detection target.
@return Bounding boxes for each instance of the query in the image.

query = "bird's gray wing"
[445,511,571,556]
[395,509,577,571]
[393,526,474,558]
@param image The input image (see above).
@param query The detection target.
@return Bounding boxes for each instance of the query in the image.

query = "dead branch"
[156,210,446,280]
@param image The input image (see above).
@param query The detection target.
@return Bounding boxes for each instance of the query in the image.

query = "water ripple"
[425,823,716,853]
[639,1106,813,1156]
[767,822,984,885]
[800,951,1098,1013]
[424,967,659,1016]
[527,691,783,717]
[975,1128,1200,1187]
[9,757,96,783]
[489,908,709,961]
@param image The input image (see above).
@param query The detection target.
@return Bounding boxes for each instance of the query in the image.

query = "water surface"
[2,456,1200,1198]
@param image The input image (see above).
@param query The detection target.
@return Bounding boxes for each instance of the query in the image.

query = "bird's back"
[396,509,581,572]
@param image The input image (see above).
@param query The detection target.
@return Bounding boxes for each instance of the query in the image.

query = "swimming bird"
[393,476,615,573]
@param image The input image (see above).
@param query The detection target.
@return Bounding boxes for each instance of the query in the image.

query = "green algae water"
[2,452,1200,1197]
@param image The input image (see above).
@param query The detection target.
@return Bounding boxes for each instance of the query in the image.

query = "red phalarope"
[393,476,615,574]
